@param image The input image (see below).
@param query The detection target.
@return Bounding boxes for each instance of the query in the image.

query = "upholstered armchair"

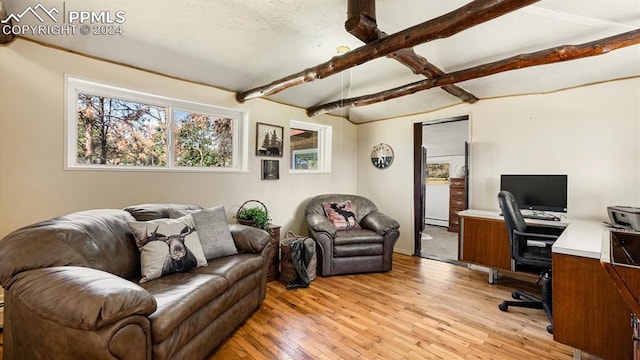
[304,194,400,276]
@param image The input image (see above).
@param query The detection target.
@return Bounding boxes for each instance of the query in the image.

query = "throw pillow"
[322,200,361,230]
[168,206,238,260]
[129,214,207,283]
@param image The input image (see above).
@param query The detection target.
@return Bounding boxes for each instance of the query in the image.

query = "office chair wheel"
[498,302,509,312]
[511,292,521,300]
[546,325,553,334]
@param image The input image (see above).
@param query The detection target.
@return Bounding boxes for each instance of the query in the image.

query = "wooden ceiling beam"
[345,1,477,104]
[307,29,640,116]
[236,0,539,103]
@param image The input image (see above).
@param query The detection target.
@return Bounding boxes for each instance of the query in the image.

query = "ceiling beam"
[346,0,477,104]
[307,29,640,116]
[236,0,539,103]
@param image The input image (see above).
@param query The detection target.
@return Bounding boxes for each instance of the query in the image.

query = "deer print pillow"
[129,214,207,283]
[322,201,361,230]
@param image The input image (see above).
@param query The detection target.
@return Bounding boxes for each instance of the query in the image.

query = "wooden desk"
[458,210,632,359]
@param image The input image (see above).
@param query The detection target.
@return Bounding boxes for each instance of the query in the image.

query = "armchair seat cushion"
[334,243,383,257]
[333,229,383,246]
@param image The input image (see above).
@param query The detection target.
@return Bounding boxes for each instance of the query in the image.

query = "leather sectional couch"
[0,203,273,360]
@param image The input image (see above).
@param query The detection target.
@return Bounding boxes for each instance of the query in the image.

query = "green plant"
[237,206,272,232]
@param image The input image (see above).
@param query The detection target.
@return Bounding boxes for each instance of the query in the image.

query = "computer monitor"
[500,174,568,213]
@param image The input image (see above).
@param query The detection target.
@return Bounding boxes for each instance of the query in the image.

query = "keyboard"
[522,214,560,221]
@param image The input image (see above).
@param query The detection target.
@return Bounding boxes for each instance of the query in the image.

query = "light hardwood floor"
[0,254,581,359]
[211,254,577,359]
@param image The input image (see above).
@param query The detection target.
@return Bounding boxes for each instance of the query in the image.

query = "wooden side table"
[267,225,281,282]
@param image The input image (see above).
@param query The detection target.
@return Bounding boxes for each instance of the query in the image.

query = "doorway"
[413,116,469,263]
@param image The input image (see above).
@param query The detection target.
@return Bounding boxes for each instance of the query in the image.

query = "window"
[289,120,331,173]
[66,77,247,172]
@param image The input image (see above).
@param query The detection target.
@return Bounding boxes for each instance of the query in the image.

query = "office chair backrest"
[498,190,528,262]
[498,190,527,233]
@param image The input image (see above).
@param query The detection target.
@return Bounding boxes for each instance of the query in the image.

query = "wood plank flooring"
[211,254,577,359]
[0,254,584,359]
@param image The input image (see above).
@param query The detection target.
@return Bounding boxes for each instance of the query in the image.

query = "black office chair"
[497,190,563,334]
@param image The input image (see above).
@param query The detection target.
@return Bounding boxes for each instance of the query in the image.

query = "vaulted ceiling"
[3,0,640,123]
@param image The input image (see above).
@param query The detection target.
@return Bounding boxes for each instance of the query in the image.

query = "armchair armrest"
[229,224,271,253]
[514,230,558,248]
[7,266,156,331]
[306,213,336,237]
[360,211,400,236]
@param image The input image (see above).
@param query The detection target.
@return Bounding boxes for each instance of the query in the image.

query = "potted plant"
[236,200,272,233]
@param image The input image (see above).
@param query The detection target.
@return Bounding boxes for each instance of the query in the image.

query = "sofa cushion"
[129,215,207,283]
[169,206,238,260]
[140,273,229,344]
[193,253,264,285]
[322,200,361,230]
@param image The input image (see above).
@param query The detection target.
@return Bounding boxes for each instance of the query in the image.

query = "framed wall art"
[261,160,279,180]
[256,122,283,157]
[426,162,450,185]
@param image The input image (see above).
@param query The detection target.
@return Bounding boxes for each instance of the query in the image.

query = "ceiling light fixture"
[336,45,350,55]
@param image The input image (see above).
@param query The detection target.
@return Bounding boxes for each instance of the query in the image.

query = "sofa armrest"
[307,213,336,237]
[360,211,400,236]
[229,224,271,253]
[6,266,156,331]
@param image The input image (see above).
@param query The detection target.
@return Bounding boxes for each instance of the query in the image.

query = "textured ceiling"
[4,0,640,123]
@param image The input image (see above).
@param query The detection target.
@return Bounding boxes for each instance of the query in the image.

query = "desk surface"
[458,209,607,259]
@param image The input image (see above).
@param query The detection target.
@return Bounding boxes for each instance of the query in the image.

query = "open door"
[464,141,470,208]
[413,122,424,256]
[421,146,427,232]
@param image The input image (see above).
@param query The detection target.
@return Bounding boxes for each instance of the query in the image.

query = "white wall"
[0,39,358,237]
[2,39,638,257]
[359,78,640,255]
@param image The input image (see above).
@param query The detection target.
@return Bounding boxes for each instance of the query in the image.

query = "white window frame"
[289,120,332,174]
[65,76,248,172]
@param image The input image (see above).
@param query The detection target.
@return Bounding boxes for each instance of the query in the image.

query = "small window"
[289,120,331,173]
[66,77,247,172]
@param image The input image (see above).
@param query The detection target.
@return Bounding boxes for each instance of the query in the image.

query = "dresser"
[448,177,466,232]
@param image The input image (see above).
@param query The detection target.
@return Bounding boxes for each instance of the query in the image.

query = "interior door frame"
[413,116,470,256]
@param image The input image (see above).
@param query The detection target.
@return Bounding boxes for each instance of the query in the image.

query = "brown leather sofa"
[0,203,272,360]
[305,194,400,276]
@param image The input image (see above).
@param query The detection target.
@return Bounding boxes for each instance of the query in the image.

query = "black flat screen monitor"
[500,174,568,213]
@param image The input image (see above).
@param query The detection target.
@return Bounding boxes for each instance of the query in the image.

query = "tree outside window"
[68,77,246,172]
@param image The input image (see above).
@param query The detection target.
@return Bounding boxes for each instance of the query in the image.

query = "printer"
[608,206,640,231]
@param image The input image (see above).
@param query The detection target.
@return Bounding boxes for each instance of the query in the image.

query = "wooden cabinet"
[267,225,281,282]
[459,211,633,358]
[553,253,632,360]
[448,177,466,232]
[459,215,511,271]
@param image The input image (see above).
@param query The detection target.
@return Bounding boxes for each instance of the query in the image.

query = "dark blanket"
[286,237,316,290]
